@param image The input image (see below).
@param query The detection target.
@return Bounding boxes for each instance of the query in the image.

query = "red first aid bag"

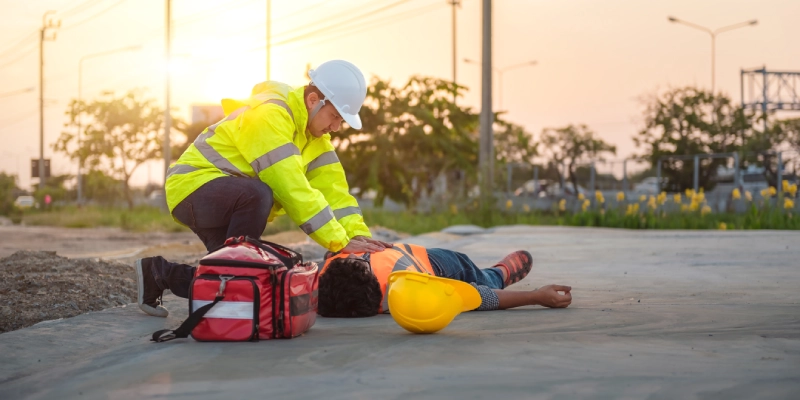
[152,236,318,342]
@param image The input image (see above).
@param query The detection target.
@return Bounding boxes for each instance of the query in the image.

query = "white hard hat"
[308,60,367,130]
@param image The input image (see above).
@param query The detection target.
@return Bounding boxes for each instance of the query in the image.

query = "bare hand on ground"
[533,285,572,308]
[339,238,387,254]
[352,235,393,249]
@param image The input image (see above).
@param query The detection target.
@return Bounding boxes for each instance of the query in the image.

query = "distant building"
[191,104,224,125]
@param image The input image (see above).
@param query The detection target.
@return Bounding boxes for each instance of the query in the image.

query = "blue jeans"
[426,248,504,289]
[155,176,274,298]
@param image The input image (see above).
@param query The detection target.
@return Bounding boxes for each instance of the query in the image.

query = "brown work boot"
[494,250,533,288]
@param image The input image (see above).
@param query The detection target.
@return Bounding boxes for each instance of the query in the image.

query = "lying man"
[318,244,572,317]
[136,244,571,318]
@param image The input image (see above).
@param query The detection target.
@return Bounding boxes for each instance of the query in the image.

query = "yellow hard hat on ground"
[387,271,481,334]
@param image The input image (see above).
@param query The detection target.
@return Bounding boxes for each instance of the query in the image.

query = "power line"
[0,87,35,99]
[59,0,106,18]
[271,0,412,42]
[0,31,38,60]
[0,47,37,69]
[62,0,128,31]
[282,1,446,49]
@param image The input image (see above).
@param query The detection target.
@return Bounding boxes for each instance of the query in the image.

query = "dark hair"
[318,258,381,318]
[304,83,325,102]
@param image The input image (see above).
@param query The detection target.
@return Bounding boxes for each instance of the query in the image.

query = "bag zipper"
[278,269,289,337]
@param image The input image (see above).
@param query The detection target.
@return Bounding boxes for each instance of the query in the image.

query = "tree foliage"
[0,172,21,217]
[336,76,536,207]
[634,87,754,191]
[541,124,616,192]
[55,90,167,209]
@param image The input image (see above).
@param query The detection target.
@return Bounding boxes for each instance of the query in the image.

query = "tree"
[541,124,616,193]
[336,76,480,207]
[55,90,166,209]
[634,87,753,192]
[83,170,123,206]
[0,172,21,216]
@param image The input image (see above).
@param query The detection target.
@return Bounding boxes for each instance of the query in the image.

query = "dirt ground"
[0,225,405,333]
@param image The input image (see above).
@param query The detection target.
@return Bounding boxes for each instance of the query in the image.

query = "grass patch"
[22,205,188,233]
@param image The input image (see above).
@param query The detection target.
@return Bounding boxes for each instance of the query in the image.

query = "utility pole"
[449,0,460,102]
[39,11,59,190]
[479,0,493,202]
[266,0,271,80]
[163,0,172,180]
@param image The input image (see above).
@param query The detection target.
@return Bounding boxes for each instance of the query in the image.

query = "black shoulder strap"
[151,295,223,343]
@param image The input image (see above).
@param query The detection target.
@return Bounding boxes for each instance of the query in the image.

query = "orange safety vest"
[321,244,436,313]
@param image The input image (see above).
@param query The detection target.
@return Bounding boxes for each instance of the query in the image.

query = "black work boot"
[135,257,169,317]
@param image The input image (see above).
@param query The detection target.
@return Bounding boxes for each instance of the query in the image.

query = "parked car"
[633,177,666,194]
[515,180,586,198]
[14,195,35,209]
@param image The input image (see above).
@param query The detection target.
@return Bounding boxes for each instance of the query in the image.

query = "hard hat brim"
[388,271,482,312]
[340,111,362,130]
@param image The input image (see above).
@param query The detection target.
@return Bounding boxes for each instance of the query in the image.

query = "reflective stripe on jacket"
[165,81,370,252]
[321,244,436,313]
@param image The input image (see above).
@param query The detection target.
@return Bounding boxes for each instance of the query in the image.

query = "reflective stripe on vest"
[306,151,339,173]
[166,164,199,179]
[300,205,335,235]
[333,206,361,220]
[192,99,297,178]
[193,106,251,177]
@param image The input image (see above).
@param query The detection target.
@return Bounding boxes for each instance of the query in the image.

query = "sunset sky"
[1,0,798,189]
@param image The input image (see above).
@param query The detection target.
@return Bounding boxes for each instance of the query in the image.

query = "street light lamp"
[667,16,757,93]
[464,58,537,110]
[77,44,142,204]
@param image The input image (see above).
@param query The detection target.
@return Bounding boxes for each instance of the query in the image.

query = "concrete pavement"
[1,226,799,399]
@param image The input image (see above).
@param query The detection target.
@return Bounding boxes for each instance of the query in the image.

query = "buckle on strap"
[217,275,234,297]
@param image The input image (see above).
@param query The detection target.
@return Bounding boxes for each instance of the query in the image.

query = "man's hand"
[352,235,393,250]
[339,237,387,254]
[531,285,572,308]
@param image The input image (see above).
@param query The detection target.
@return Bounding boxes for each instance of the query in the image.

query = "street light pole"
[39,11,59,190]
[465,58,537,110]
[668,16,757,93]
[164,0,172,181]
[266,0,271,80]
[77,45,142,204]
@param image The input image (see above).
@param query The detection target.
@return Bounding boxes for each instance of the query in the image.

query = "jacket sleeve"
[304,136,372,239]
[232,103,351,252]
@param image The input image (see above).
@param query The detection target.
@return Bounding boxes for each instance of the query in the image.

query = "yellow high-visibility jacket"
[165,81,371,252]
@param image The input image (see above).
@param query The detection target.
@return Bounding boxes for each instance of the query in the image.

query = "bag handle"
[151,295,223,343]
[244,236,302,267]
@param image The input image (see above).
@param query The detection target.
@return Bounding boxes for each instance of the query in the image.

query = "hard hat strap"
[308,98,326,124]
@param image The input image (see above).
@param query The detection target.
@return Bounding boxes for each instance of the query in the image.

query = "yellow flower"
[761,188,771,198]
[685,188,695,198]
[768,186,777,196]
[647,196,657,209]
[782,180,790,192]
[657,192,667,205]
[450,204,458,215]
[694,192,705,203]
[689,200,700,211]
[581,199,590,212]
[522,204,530,212]
[785,198,795,210]
[701,205,711,215]
[673,194,682,203]
[506,199,513,210]
[595,191,605,203]
[789,184,798,197]
[680,204,690,212]
[578,193,585,201]
[558,199,566,211]
[731,188,741,200]
[745,191,752,201]
[616,192,625,202]
[719,222,727,230]
[639,194,646,202]
[625,203,640,216]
